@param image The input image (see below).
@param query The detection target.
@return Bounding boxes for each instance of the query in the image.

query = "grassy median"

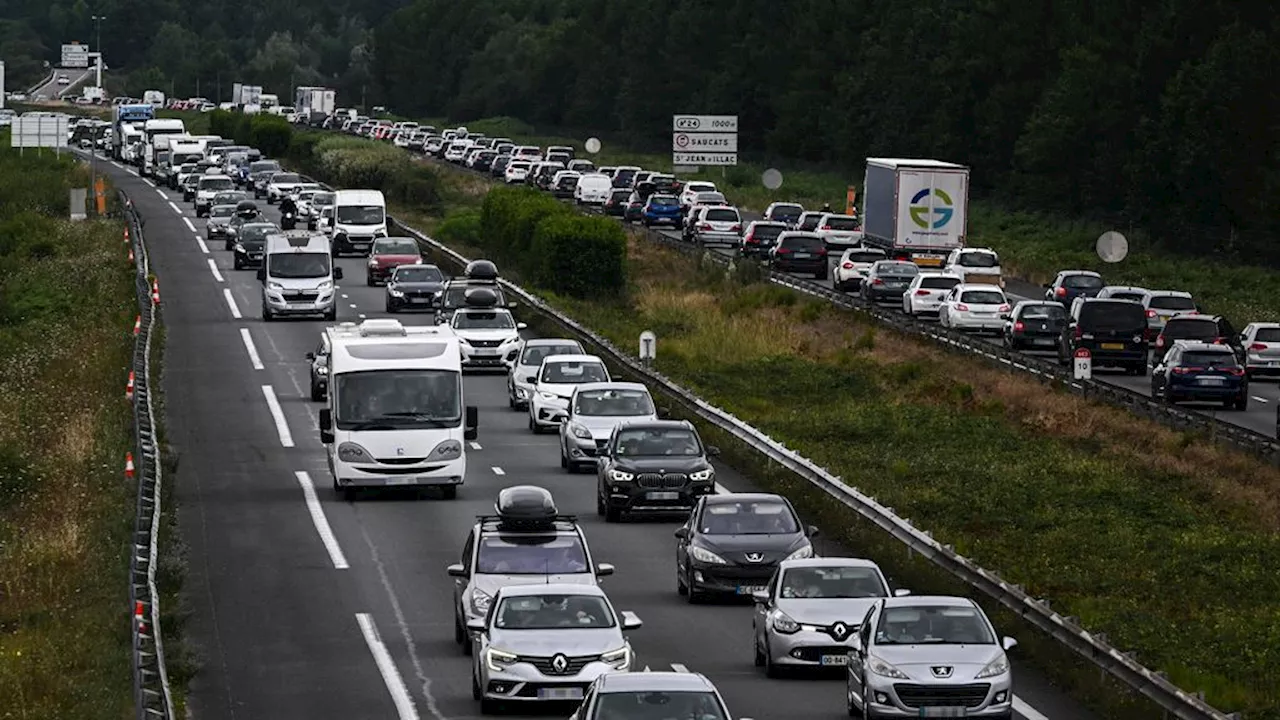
[0,141,145,716]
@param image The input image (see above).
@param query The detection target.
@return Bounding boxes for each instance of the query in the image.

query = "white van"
[330,189,388,256]
[575,173,613,205]
[257,231,343,321]
[317,318,479,499]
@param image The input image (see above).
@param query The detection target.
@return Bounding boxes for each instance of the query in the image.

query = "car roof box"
[465,259,499,282]
[464,286,500,308]
[485,485,570,530]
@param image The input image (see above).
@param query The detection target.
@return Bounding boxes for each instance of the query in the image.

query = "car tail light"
[821,224,831,230]
[817,248,828,256]
[700,223,712,231]
[872,278,884,285]
[731,224,741,232]
[776,247,791,254]
[1172,366,1198,375]
[1055,287,1067,297]
[1214,336,1225,344]
[1146,309,1157,318]
[1073,325,1083,340]
[1226,366,1246,377]
[955,303,969,311]
[998,304,1011,312]
[842,262,855,269]
[914,289,930,296]
[1014,321,1025,332]
[1250,342,1268,350]
[1156,336,1165,348]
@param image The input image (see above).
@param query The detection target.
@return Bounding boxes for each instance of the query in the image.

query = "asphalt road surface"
[92,152,1097,720]
[29,65,96,100]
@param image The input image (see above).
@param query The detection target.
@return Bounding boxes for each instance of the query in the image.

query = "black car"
[232,223,275,268]
[603,189,631,217]
[473,150,498,172]
[1002,301,1067,351]
[385,263,447,313]
[552,173,580,199]
[675,492,818,602]
[770,232,828,279]
[489,155,511,178]
[181,174,199,202]
[1045,270,1104,307]
[1153,314,1241,366]
[861,260,920,303]
[305,332,331,401]
[741,222,787,259]
[1151,341,1249,410]
[595,420,719,522]
[1058,298,1148,374]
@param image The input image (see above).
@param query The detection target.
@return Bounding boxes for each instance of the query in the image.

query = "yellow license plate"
[914,257,944,267]
[1101,343,1124,350]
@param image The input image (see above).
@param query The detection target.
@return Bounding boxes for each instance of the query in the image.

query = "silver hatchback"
[846,596,1017,718]
[505,338,584,410]
[558,382,659,472]
[470,584,640,713]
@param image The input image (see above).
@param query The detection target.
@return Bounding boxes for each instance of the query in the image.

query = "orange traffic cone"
[124,452,135,479]
[126,370,135,400]
[150,279,160,305]
[128,247,135,264]
[133,315,141,336]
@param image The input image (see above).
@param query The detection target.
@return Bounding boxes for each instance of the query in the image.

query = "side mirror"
[525,375,538,384]
[595,563,615,578]
[706,445,721,456]
[333,267,344,280]
[466,618,487,633]
[257,266,266,282]
[751,590,769,605]
[1002,636,1018,651]
[516,322,527,330]
[446,563,467,578]
[807,525,820,538]
[620,611,643,631]
[305,352,315,360]
[464,405,479,441]
[893,588,912,597]
[318,408,334,444]
[673,527,689,540]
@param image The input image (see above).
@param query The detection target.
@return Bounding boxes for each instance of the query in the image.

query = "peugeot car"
[506,339,584,410]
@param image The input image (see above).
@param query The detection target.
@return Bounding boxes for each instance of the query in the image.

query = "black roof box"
[489,486,563,530]
[465,259,499,282]
[464,286,500,308]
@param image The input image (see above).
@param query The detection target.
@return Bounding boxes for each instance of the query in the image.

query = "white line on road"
[196,236,210,254]
[167,200,183,215]
[469,441,482,450]
[1013,697,1049,720]
[182,217,196,232]
[491,466,505,475]
[349,303,358,308]
[207,258,225,283]
[222,288,242,319]
[261,385,295,447]
[356,613,420,720]
[341,293,349,299]
[358,313,367,319]
[144,179,155,187]
[1252,396,1269,403]
[294,472,349,569]
[670,663,689,673]
[156,189,169,200]
[240,328,264,370]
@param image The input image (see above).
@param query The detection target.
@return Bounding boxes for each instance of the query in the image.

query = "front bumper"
[689,561,776,595]
[386,290,440,310]
[460,345,513,369]
[233,247,264,267]
[207,224,229,236]
[766,628,855,668]
[332,455,465,488]
[602,480,714,515]
[563,433,606,463]
[861,677,1013,718]
[264,290,336,316]
[479,657,623,703]
[530,396,569,427]
[509,381,532,408]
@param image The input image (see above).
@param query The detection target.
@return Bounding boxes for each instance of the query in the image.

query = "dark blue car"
[1151,341,1249,410]
[642,194,682,228]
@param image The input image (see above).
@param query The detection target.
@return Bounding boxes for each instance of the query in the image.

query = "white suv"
[813,213,862,248]
[194,173,235,217]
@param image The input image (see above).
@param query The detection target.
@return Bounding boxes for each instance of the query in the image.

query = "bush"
[248,115,293,157]
[529,214,627,297]
[288,134,442,211]
[435,209,482,247]
[479,186,566,263]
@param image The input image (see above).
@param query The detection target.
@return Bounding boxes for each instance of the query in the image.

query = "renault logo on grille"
[931,666,953,678]
[745,552,764,562]
[551,654,569,673]
[830,622,850,640]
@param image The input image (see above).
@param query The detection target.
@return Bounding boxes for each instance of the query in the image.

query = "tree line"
[369,0,1279,264]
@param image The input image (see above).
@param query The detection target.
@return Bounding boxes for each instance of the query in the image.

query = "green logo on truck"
[909,188,954,229]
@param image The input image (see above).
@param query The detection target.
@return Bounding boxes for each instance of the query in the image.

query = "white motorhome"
[257,231,343,321]
[121,125,144,164]
[330,189,388,256]
[168,138,206,168]
[317,318,479,499]
[143,90,166,108]
[141,118,186,175]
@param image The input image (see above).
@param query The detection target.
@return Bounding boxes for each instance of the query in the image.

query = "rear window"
[705,209,739,222]
[1149,295,1195,311]
[921,276,961,290]
[1180,351,1239,367]
[957,252,998,268]
[877,263,919,277]
[1256,328,1280,342]
[1078,301,1146,331]
[1164,318,1217,339]
[650,196,678,207]
[849,251,885,263]
[1109,292,1145,302]
[272,173,301,184]
[1021,304,1065,320]
[1063,274,1103,289]
[771,204,803,215]
[783,235,823,250]
[823,216,859,230]
[960,290,1005,304]
[750,225,785,240]
[687,183,716,193]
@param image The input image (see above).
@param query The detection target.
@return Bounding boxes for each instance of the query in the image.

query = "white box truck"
[861,158,969,268]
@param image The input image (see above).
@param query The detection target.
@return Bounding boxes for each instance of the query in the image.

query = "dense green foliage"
[283,130,442,209]
[208,110,292,157]
[373,0,1280,264]
[470,186,627,298]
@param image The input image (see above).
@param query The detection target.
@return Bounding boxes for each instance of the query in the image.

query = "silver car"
[470,584,640,713]
[570,671,741,720]
[751,557,908,676]
[506,338,584,410]
[205,204,237,239]
[846,596,1017,719]
[558,382,658,472]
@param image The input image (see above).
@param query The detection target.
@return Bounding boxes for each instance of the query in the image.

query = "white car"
[527,354,612,433]
[574,173,613,204]
[679,181,719,210]
[450,308,526,371]
[193,173,235,217]
[504,160,532,184]
[265,172,305,204]
[938,284,1011,332]
[1240,322,1280,378]
[902,273,962,316]
[813,213,863,249]
[444,140,474,162]
[832,247,887,292]
[506,338,585,410]
[943,247,1004,288]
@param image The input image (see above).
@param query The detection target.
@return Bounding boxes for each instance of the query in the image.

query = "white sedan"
[902,272,962,316]
[938,284,1010,332]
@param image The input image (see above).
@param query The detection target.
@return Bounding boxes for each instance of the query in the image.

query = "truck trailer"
[861,158,969,268]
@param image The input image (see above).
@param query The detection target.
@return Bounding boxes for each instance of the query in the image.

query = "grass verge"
[0,140,146,716]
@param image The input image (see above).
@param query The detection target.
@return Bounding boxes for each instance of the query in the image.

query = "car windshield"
[1164,319,1218,339]
[615,428,701,456]
[1255,328,1280,342]
[687,184,715,194]
[453,311,515,330]
[1063,274,1103,289]
[333,369,462,428]
[700,500,799,535]
[200,177,233,190]
[848,251,886,263]
[272,173,300,184]
[395,266,443,283]
[705,209,739,222]
[824,216,859,230]
[960,290,1005,304]
[783,235,823,251]
[921,276,961,290]
[1021,304,1066,320]
[240,225,275,242]
[574,389,655,417]
[493,594,614,629]
[374,239,418,255]
[1180,351,1239,367]
[957,252,998,268]
[520,344,581,367]
[780,566,888,599]
[1150,295,1196,311]
[336,205,384,225]
[267,252,330,279]
[876,605,996,645]
[210,206,236,218]
[541,361,608,384]
[476,535,588,574]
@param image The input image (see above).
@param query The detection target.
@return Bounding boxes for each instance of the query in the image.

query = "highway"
[91,152,1096,720]
[29,65,96,100]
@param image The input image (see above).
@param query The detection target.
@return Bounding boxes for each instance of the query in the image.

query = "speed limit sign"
[1073,348,1092,380]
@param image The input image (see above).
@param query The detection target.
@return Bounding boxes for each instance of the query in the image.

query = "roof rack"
[480,485,575,530]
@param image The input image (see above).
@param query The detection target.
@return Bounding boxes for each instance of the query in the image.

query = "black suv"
[1152,314,1241,366]
[596,420,720,522]
[1057,298,1148,374]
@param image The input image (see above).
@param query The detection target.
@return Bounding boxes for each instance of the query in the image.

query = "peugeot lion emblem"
[745,552,764,562]
[396,447,406,456]
[931,666,953,678]
[831,622,849,640]
[551,654,569,673]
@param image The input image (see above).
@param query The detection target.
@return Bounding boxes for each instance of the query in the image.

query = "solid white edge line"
[294,471,349,569]
[144,178,155,187]
[491,466,505,475]
[670,663,689,673]
[261,385,295,448]
[356,613,420,720]
[1012,696,1050,720]
[183,216,196,232]
[222,288,242,319]
[207,258,225,283]
[239,328,264,370]
[196,236,210,254]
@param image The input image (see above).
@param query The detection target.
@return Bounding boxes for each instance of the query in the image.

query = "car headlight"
[569,423,592,440]
[428,439,462,462]
[867,656,910,679]
[771,611,800,634]
[388,287,404,297]
[975,654,1010,679]
[234,243,245,252]
[689,546,728,565]
[600,646,630,669]
[336,442,373,463]
[484,647,517,672]
[608,468,633,483]
[368,259,378,268]
[538,391,560,401]
[457,337,471,345]
[689,467,714,482]
[267,282,285,292]
[785,545,814,561]
[514,387,529,400]
[470,588,492,616]
[317,280,333,291]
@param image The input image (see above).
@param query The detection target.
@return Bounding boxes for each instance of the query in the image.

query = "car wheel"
[233,257,243,270]
[455,613,466,645]
[763,639,782,678]
[471,668,483,700]
[309,381,322,402]
[596,486,607,517]
[439,485,457,500]
[324,308,336,321]
[559,444,569,470]
[753,632,766,667]
[676,563,687,595]
[605,502,621,523]
[262,306,275,322]
[225,239,234,251]
[385,302,395,314]
[685,567,702,604]
[527,414,536,433]
[846,679,866,718]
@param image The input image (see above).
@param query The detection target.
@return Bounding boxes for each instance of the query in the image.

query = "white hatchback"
[832,247,887,292]
[504,161,532,184]
[939,284,1010,332]
[902,272,962,316]
[1241,322,1280,378]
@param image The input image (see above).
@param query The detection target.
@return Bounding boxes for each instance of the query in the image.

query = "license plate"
[385,477,417,486]
[915,257,944,267]
[793,252,811,258]
[474,348,499,355]
[919,708,968,718]
[1101,343,1125,350]
[646,491,679,500]
[408,297,429,303]
[1032,338,1055,345]
[538,687,583,700]
[820,654,850,666]
[1197,376,1225,385]
[736,585,766,595]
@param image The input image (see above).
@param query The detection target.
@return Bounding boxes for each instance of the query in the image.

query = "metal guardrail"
[121,191,176,720]
[391,215,1241,720]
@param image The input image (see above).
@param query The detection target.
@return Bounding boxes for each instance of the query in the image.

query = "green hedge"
[477,186,626,298]
[208,110,293,157]
[284,132,441,209]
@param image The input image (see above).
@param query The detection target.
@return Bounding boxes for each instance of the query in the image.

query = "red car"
[366,237,422,285]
